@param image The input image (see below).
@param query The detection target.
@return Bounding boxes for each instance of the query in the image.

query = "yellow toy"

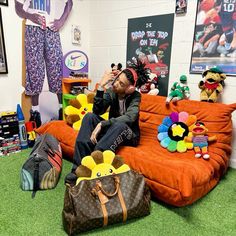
[75,150,130,185]
[199,67,226,103]
[64,93,108,131]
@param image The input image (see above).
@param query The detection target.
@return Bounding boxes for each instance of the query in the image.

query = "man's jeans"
[72,113,137,171]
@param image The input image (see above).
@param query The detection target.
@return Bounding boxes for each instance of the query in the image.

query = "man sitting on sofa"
[65,60,149,183]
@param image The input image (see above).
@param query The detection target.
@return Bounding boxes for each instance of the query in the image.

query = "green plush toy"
[166,75,190,104]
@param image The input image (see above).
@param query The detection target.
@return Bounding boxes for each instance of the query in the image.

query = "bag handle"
[92,176,120,197]
[98,176,120,197]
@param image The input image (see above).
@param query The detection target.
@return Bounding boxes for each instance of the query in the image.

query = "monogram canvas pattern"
[62,170,151,235]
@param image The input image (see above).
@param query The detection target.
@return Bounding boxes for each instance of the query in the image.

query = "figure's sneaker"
[195,152,202,158]
[166,97,171,104]
[29,110,42,128]
[202,153,210,160]
[172,97,179,103]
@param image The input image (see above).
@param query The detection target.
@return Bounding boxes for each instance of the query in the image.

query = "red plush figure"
[185,121,216,160]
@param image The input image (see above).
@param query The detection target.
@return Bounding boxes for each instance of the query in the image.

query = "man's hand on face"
[90,122,102,144]
[100,70,117,87]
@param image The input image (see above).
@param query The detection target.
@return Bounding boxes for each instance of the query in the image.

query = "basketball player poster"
[127,14,174,96]
[190,0,236,75]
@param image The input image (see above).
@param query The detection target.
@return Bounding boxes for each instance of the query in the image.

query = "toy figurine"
[199,67,226,103]
[111,63,122,76]
[185,121,216,159]
[166,75,190,104]
[75,150,130,185]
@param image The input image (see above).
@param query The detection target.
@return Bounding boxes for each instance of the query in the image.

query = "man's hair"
[124,59,149,88]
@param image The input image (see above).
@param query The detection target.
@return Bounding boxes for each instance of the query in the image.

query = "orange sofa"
[36,95,236,206]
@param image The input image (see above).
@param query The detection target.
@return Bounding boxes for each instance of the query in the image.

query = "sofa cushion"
[35,95,236,206]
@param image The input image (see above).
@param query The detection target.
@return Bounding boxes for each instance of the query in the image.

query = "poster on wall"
[127,14,174,96]
[0,8,8,74]
[175,0,188,14]
[190,0,236,75]
[71,25,81,45]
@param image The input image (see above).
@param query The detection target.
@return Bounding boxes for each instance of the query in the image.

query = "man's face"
[112,72,131,95]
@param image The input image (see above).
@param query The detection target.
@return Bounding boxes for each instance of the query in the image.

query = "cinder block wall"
[89,0,236,168]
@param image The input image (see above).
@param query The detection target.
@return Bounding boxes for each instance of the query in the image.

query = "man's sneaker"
[29,110,42,128]
[65,172,77,185]
[58,108,63,120]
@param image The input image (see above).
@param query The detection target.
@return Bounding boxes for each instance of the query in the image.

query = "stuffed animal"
[157,111,196,153]
[64,93,108,131]
[199,67,226,103]
[111,63,122,76]
[166,75,190,104]
[75,150,130,185]
[184,121,216,159]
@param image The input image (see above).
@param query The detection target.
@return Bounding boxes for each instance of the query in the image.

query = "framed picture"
[71,25,81,46]
[0,8,8,74]
[190,0,236,75]
[0,0,8,6]
[175,0,187,14]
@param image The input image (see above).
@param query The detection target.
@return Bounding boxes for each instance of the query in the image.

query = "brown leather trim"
[101,203,108,226]
[118,188,127,222]
[91,181,109,226]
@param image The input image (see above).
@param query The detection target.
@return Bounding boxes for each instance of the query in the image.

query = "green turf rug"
[0,149,236,236]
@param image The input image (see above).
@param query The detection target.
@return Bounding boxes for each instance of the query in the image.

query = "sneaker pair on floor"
[30,108,63,128]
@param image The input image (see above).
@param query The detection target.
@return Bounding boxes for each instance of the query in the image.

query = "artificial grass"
[0,149,236,236]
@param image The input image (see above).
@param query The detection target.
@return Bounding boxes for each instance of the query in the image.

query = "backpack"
[21,133,62,197]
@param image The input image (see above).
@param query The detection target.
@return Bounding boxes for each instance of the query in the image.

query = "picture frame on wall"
[71,25,81,46]
[0,8,8,74]
[190,0,236,75]
[175,0,187,14]
[0,0,8,6]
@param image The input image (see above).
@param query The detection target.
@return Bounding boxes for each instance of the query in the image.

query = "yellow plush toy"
[199,67,226,103]
[65,93,108,131]
[75,150,130,185]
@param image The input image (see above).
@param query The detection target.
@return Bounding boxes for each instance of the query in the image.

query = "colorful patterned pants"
[24,25,63,96]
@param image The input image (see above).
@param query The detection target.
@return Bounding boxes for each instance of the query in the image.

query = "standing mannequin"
[15,0,73,127]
